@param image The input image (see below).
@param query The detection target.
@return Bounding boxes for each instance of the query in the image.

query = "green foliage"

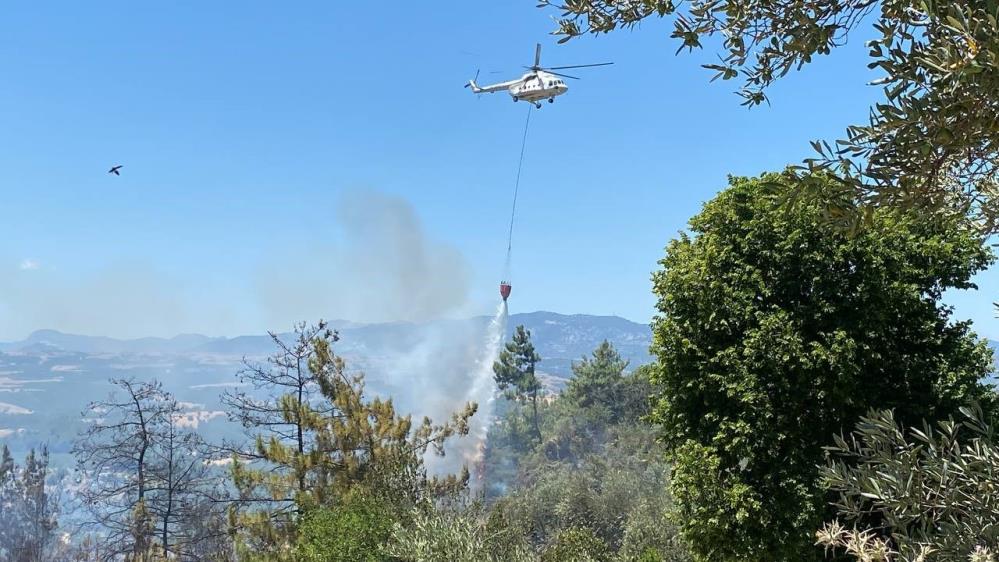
[494,325,544,443]
[537,0,999,228]
[494,425,670,550]
[817,405,999,561]
[0,446,58,562]
[563,341,635,426]
[295,492,395,562]
[384,501,536,562]
[650,172,996,561]
[485,339,690,562]
[617,488,691,562]
[229,322,475,558]
[494,325,542,397]
[541,527,612,562]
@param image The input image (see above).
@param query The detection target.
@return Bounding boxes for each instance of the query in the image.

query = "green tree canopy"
[494,325,543,442]
[228,322,475,560]
[0,447,58,562]
[538,0,999,231]
[650,171,996,561]
[563,341,630,425]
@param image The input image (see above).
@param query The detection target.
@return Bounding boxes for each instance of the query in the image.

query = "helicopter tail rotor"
[464,69,480,88]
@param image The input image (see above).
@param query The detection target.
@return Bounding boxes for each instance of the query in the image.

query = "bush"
[384,501,536,562]
[817,405,999,562]
[295,492,395,562]
[541,527,611,562]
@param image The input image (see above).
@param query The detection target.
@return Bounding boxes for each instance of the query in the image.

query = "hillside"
[0,312,653,459]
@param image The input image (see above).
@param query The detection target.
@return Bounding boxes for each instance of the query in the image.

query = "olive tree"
[817,405,999,561]
[538,0,999,231]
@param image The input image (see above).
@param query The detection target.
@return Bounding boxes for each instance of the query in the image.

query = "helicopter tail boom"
[465,77,519,94]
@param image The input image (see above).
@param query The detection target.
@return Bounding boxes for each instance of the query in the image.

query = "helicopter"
[465,44,612,108]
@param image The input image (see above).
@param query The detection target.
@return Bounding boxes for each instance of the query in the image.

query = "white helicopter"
[465,44,612,108]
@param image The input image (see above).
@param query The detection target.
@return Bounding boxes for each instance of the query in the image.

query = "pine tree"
[19,447,57,562]
[493,325,543,443]
[0,445,17,560]
[0,444,12,478]
[0,447,58,562]
[564,341,631,424]
[226,321,476,559]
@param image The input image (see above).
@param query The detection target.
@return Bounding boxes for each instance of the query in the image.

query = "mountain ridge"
[3,311,651,356]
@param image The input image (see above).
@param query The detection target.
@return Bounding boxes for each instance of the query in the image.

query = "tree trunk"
[531,388,542,443]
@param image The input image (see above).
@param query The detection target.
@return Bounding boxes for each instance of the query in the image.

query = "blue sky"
[1,1,996,340]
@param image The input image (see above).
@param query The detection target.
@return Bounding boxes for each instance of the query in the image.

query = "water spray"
[464,300,509,488]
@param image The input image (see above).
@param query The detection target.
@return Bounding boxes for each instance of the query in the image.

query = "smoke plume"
[255,189,499,479]
[255,189,470,326]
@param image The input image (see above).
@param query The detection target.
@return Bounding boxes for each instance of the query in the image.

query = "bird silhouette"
[108,165,122,176]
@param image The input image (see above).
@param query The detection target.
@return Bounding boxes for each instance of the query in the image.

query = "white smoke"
[254,189,504,482]
[353,302,506,487]
[462,301,508,486]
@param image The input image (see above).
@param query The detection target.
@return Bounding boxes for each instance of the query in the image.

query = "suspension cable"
[505,105,533,268]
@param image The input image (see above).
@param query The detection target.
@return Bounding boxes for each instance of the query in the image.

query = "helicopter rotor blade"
[547,70,580,80]
[534,43,541,68]
[545,62,614,70]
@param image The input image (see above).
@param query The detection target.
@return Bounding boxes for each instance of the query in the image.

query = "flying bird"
[108,165,122,176]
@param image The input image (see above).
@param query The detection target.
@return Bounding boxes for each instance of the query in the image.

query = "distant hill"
[0,312,654,379]
[0,312,653,459]
[0,329,226,355]
[4,316,998,462]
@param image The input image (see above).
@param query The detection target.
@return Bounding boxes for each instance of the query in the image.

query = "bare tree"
[72,378,174,560]
[145,409,220,560]
[220,322,337,511]
[73,378,231,561]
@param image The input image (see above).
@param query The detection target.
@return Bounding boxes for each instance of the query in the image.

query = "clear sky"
[1,1,997,340]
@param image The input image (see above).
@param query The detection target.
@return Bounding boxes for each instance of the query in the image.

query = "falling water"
[462,299,508,489]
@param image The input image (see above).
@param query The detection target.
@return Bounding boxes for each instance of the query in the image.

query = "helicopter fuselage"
[467,71,569,105]
[465,43,610,106]
[509,71,568,103]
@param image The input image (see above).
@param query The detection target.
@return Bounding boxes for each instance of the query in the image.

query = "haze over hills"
[4,310,996,467]
[0,311,652,365]
[0,311,653,461]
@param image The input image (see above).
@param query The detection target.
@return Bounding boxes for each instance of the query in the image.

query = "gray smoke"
[255,189,470,326]
[255,189,497,477]
[3,188,500,481]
